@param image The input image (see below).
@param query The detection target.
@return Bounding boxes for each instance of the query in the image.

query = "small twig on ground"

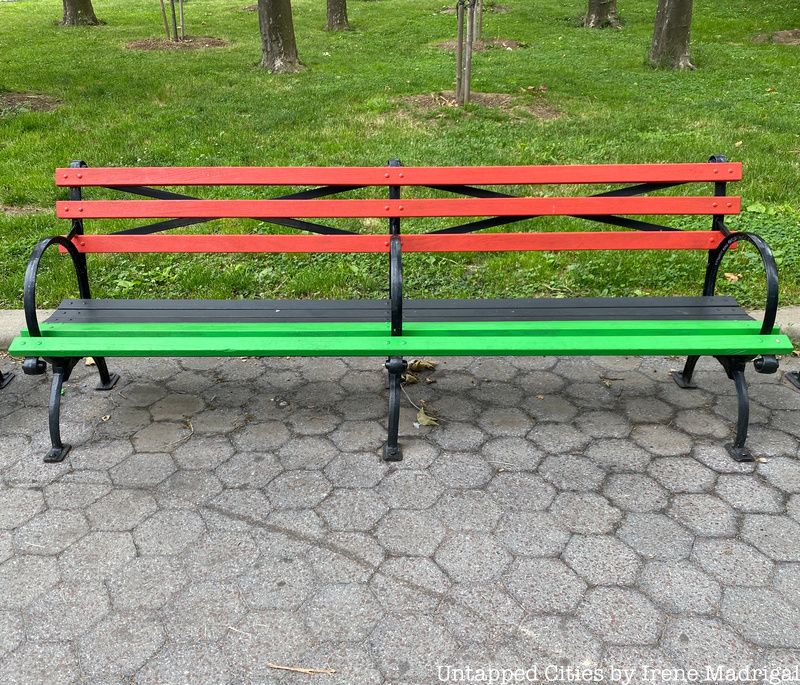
[400,383,421,410]
[266,662,336,676]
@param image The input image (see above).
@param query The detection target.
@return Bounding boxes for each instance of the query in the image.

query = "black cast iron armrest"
[702,232,779,336]
[23,236,90,339]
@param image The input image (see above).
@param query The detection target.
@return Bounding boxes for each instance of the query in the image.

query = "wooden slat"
[55,163,743,187]
[69,231,725,254]
[57,196,741,220]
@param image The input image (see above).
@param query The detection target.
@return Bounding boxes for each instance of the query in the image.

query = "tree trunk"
[61,0,100,26]
[258,0,303,73]
[649,0,694,69]
[326,0,350,31]
[584,0,620,28]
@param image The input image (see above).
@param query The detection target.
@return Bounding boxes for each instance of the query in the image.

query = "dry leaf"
[266,662,336,676]
[402,372,419,385]
[416,404,440,426]
[408,359,437,372]
[734,140,744,148]
[85,357,96,366]
[536,395,545,400]
[724,272,742,283]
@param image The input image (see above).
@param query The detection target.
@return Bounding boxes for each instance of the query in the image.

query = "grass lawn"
[0,0,798,309]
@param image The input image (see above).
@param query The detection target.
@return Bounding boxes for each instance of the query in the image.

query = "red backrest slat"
[57,196,740,220]
[55,163,743,187]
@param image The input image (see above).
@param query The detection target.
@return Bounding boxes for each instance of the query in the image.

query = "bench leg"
[45,361,76,463]
[671,355,699,389]
[716,356,753,463]
[93,357,120,391]
[0,369,13,389]
[383,357,407,462]
[786,371,800,392]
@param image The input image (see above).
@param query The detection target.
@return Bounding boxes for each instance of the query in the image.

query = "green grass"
[1,0,799,309]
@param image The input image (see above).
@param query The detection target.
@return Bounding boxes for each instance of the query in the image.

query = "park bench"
[9,158,793,463]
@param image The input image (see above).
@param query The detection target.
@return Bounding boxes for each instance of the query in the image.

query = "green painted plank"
[9,332,793,358]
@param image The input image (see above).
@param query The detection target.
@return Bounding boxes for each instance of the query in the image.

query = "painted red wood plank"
[400,231,725,252]
[56,196,741,219]
[70,234,391,253]
[55,163,743,187]
[68,231,724,254]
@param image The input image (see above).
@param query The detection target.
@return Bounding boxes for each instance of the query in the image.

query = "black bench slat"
[46,297,753,325]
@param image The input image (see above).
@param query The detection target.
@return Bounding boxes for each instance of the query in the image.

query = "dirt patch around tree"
[439,4,510,14]
[126,36,229,51]
[0,92,60,115]
[753,29,800,45]
[437,38,523,51]
[401,90,560,120]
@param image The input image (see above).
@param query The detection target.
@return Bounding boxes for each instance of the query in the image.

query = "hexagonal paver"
[647,456,717,493]
[136,644,232,685]
[132,421,193,452]
[280,436,339,470]
[539,454,605,491]
[378,470,443,509]
[668,494,737,537]
[108,556,188,610]
[0,555,60,609]
[13,509,88,555]
[759,457,800,493]
[741,515,800,561]
[578,587,662,645]
[215,451,281,488]
[43,481,112,510]
[632,425,692,456]
[585,438,652,472]
[370,556,448,613]
[661,617,754,670]
[159,471,223,506]
[59,531,136,581]
[324,452,387,488]
[430,453,494,489]
[78,613,164,679]
[317,489,387,531]
[691,538,774,586]
[433,490,503,532]
[150,393,205,420]
[638,560,721,614]
[488,471,556,512]
[164,581,246,643]
[238,556,315,610]
[430,421,488,451]
[0,487,43,529]
[86,489,158,531]
[604,473,669,512]
[482,436,543,471]
[721,587,800,647]
[617,513,693,561]
[550,492,622,534]
[267,470,332,509]
[307,532,384,584]
[563,535,641,585]
[715,474,784,513]
[304,584,383,640]
[173,436,234,471]
[0,610,24,659]
[0,642,78,685]
[528,423,590,453]
[495,511,570,557]
[516,615,602,667]
[369,614,457,681]
[232,421,291,451]
[25,581,110,641]
[329,420,385,452]
[477,407,532,436]
[375,509,445,556]
[134,509,205,555]
[505,558,587,613]
[435,532,511,582]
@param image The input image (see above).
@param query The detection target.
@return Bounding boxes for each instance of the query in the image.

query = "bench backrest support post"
[388,159,403,336]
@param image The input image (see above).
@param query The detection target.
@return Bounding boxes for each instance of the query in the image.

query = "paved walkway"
[0,353,799,684]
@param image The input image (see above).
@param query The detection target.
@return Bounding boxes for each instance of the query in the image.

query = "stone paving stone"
[746,427,798,458]
[0,532,11,565]
[215,451,281,488]
[575,410,631,439]
[278,435,339,470]
[86,488,158,530]
[237,554,315,611]
[550,492,622,534]
[430,452,494,489]
[647,457,717,493]
[0,642,79,685]
[108,557,188,610]
[741,515,800,561]
[370,556,448,613]
[25,580,110,641]
[231,421,291,451]
[78,612,165,679]
[623,397,675,423]
[329,420,386,452]
[528,423,591,453]
[488,471,556,512]
[516,615,602,667]
[164,580,247,643]
[505,558,587,613]
[299,644,383,685]
[715,474,784,513]
[375,509,445,556]
[539,454,606,491]
[0,610,24,659]
[137,644,233,685]
[43,481,112,510]
[184,532,260,582]
[662,617,755,670]
[578,587,662,645]
[435,532,512,582]
[324,452,387,488]
[0,554,60,609]
[316,488,387,531]
[523,394,578,422]
[378,469,444,509]
[789,495,800,524]
[585,438,652,472]
[476,406,532,436]
[563,535,641,585]
[496,511,571,557]
[669,493,738,537]
[150,393,205,421]
[638,560,721,615]
[393,439,440,469]
[172,436,234,471]
[617,513,694,561]
[481,437,543,471]
[369,614,458,681]
[691,538,774,587]
[759,457,800,494]
[723,588,800,648]
[604,473,669,512]
[632,425,693,456]
[210,488,272,525]
[774,564,800,607]
[440,581,524,646]
[304,584,384,640]
[674,409,731,439]
[601,647,680,685]
[13,509,88,555]
[430,421,489,451]
[190,408,246,434]
[110,452,177,487]
[133,509,206,556]
[117,382,167,407]
[60,531,137,582]
[433,490,503,532]
[159,470,224,506]
[307,532,384,584]
[0,486,44,529]
[132,421,193,452]
[692,443,755,474]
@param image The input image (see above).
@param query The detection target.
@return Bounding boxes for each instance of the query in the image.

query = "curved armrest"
[702,232,778,336]
[24,236,89,338]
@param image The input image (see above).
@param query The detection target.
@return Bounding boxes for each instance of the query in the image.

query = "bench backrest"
[54,160,741,254]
